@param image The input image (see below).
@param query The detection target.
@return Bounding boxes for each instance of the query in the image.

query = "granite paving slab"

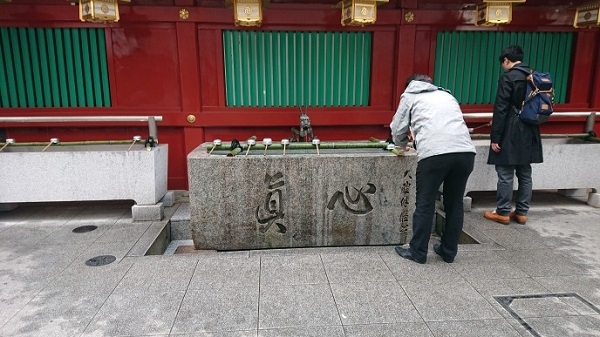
[260,254,328,285]
[258,326,343,337]
[95,222,153,243]
[188,255,260,290]
[330,281,422,325]
[171,287,259,334]
[81,290,185,337]
[400,277,500,322]
[321,251,395,283]
[0,293,105,337]
[426,319,521,337]
[258,283,341,329]
[342,322,433,336]
[449,250,529,281]
[38,258,133,297]
[113,256,197,292]
[496,248,590,278]
[522,315,600,337]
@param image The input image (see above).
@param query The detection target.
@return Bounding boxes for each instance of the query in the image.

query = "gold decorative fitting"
[338,0,388,26]
[79,0,120,23]
[474,0,526,26]
[179,8,190,20]
[186,115,196,124]
[574,2,600,28]
[404,11,414,23]
[233,0,263,27]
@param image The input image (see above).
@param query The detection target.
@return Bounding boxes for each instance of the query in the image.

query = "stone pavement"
[0,191,599,337]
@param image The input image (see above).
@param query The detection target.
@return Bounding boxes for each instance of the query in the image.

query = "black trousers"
[409,152,475,261]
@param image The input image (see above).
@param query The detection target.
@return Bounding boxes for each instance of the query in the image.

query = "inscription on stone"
[326,183,377,215]
[255,172,287,233]
[399,170,412,242]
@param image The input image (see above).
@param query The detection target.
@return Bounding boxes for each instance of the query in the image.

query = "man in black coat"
[484,45,543,225]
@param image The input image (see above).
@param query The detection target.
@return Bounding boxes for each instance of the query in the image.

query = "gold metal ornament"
[179,8,190,20]
[187,115,196,123]
[404,11,414,23]
[574,2,600,28]
[79,0,120,23]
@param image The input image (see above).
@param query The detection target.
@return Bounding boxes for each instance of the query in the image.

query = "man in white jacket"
[390,74,476,264]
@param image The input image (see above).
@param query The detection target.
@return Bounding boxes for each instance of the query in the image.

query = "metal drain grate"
[72,225,98,233]
[494,293,600,337]
[85,255,116,267]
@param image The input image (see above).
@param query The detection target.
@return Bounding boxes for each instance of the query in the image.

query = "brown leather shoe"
[509,211,527,224]
[483,210,510,225]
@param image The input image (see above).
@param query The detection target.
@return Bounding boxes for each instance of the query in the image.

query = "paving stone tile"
[330,281,421,325]
[496,248,589,278]
[321,251,395,283]
[258,283,340,329]
[258,326,343,337]
[0,293,104,337]
[479,227,549,250]
[114,257,197,292]
[38,222,110,244]
[188,255,260,290]
[95,222,153,243]
[343,322,433,336]
[175,332,257,337]
[467,277,551,319]
[260,254,327,285]
[426,318,521,337]
[82,290,185,337]
[0,224,61,245]
[38,258,133,297]
[522,315,600,337]
[400,277,500,321]
[171,287,259,334]
[506,295,582,318]
[534,275,600,308]
[450,250,529,281]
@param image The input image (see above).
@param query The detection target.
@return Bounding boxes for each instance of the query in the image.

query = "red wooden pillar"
[394,0,418,108]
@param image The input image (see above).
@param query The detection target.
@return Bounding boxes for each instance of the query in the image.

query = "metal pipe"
[148,116,158,141]
[585,112,597,134]
[470,133,590,139]
[0,116,163,122]
[462,112,598,119]
[0,116,163,144]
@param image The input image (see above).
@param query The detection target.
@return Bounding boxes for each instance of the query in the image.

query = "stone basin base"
[0,144,168,220]
[465,138,600,209]
[187,142,417,250]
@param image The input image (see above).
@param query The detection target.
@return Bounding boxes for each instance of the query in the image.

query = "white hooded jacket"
[390,80,475,162]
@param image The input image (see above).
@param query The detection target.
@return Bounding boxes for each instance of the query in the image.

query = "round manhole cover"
[72,225,98,233]
[85,255,116,267]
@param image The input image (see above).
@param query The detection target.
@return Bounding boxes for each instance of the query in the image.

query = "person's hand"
[491,143,501,152]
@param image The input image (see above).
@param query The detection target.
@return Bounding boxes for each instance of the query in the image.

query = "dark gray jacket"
[487,63,543,165]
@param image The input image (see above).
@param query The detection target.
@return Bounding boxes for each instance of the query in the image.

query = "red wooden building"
[1,0,599,190]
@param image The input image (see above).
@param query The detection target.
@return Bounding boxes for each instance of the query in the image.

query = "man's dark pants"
[409,152,475,261]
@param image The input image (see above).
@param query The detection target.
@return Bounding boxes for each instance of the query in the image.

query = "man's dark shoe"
[394,246,426,264]
[433,243,454,263]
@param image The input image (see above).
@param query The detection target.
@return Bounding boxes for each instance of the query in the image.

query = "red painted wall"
[1,1,599,190]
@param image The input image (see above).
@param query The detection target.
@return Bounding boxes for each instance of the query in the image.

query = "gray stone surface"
[188,142,417,250]
[170,202,191,240]
[0,144,168,206]
[132,202,164,221]
[0,191,599,337]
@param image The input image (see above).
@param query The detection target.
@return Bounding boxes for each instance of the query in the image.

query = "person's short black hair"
[498,45,524,63]
[405,74,433,88]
